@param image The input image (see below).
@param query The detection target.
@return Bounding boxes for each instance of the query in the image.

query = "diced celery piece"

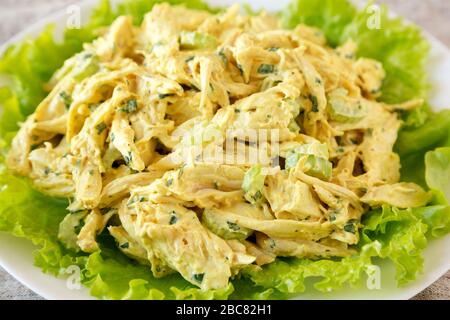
[285,142,329,170]
[73,53,100,81]
[180,31,217,50]
[202,209,253,240]
[242,165,266,205]
[327,88,367,122]
[302,154,332,180]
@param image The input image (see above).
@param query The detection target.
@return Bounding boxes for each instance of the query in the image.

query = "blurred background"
[0,0,449,300]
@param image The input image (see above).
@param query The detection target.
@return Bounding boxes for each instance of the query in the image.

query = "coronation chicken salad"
[6,4,432,291]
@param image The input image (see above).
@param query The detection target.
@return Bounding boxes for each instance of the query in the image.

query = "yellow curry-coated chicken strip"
[5,4,433,292]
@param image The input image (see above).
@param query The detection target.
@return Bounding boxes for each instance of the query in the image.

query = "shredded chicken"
[6,4,430,291]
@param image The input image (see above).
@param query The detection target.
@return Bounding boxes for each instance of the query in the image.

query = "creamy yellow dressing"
[6,3,430,291]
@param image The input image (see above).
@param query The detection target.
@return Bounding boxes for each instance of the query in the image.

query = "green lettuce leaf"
[360,206,428,285]
[396,110,450,157]
[243,242,382,294]
[425,147,450,203]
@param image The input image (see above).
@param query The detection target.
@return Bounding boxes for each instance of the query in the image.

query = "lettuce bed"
[0,0,449,300]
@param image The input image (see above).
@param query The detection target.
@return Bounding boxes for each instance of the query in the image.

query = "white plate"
[0,0,449,300]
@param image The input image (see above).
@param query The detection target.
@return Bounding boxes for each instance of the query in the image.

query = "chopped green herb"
[329,211,338,222]
[88,103,100,111]
[237,64,244,76]
[218,49,228,65]
[120,242,129,249]
[310,95,319,112]
[120,99,138,113]
[252,190,263,202]
[269,239,276,249]
[169,211,178,225]
[139,196,147,202]
[95,122,107,135]
[59,91,72,109]
[44,167,51,175]
[127,197,137,207]
[192,273,205,283]
[178,165,185,178]
[158,93,175,99]
[227,221,240,231]
[124,152,133,165]
[370,87,381,94]
[258,64,275,74]
[267,47,279,52]
[185,56,195,63]
[344,219,358,234]
[273,80,283,86]
[166,178,173,187]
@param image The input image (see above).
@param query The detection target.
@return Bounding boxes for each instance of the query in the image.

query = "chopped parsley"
[59,91,72,109]
[169,211,178,225]
[237,64,244,76]
[227,221,240,231]
[269,239,276,249]
[120,242,130,249]
[95,122,107,135]
[178,164,185,178]
[309,95,319,112]
[192,273,205,283]
[257,64,275,74]
[252,190,263,202]
[344,219,358,234]
[120,99,138,113]
[158,93,175,99]
[218,49,228,65]
[124,152,133,165]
